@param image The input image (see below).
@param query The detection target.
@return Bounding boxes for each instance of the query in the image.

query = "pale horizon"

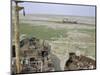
[12,1,96,17]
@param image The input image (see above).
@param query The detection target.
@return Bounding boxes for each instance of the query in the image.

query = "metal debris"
[64,52,96,71]
[12,36,55,74]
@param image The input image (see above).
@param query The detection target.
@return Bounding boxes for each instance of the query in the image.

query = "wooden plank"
[14,2,20,73]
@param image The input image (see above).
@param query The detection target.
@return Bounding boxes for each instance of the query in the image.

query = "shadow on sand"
[50,53,61,71]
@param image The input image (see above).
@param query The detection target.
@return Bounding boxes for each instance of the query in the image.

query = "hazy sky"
[14,2,95,17]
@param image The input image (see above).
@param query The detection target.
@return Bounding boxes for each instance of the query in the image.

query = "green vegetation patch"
[19,23,67,40]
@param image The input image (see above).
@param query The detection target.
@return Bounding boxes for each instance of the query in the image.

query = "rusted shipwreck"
[12,36,54,74]
[64,52,96,71]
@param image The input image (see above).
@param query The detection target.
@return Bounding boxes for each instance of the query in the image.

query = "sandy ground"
[12,14,96,71]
